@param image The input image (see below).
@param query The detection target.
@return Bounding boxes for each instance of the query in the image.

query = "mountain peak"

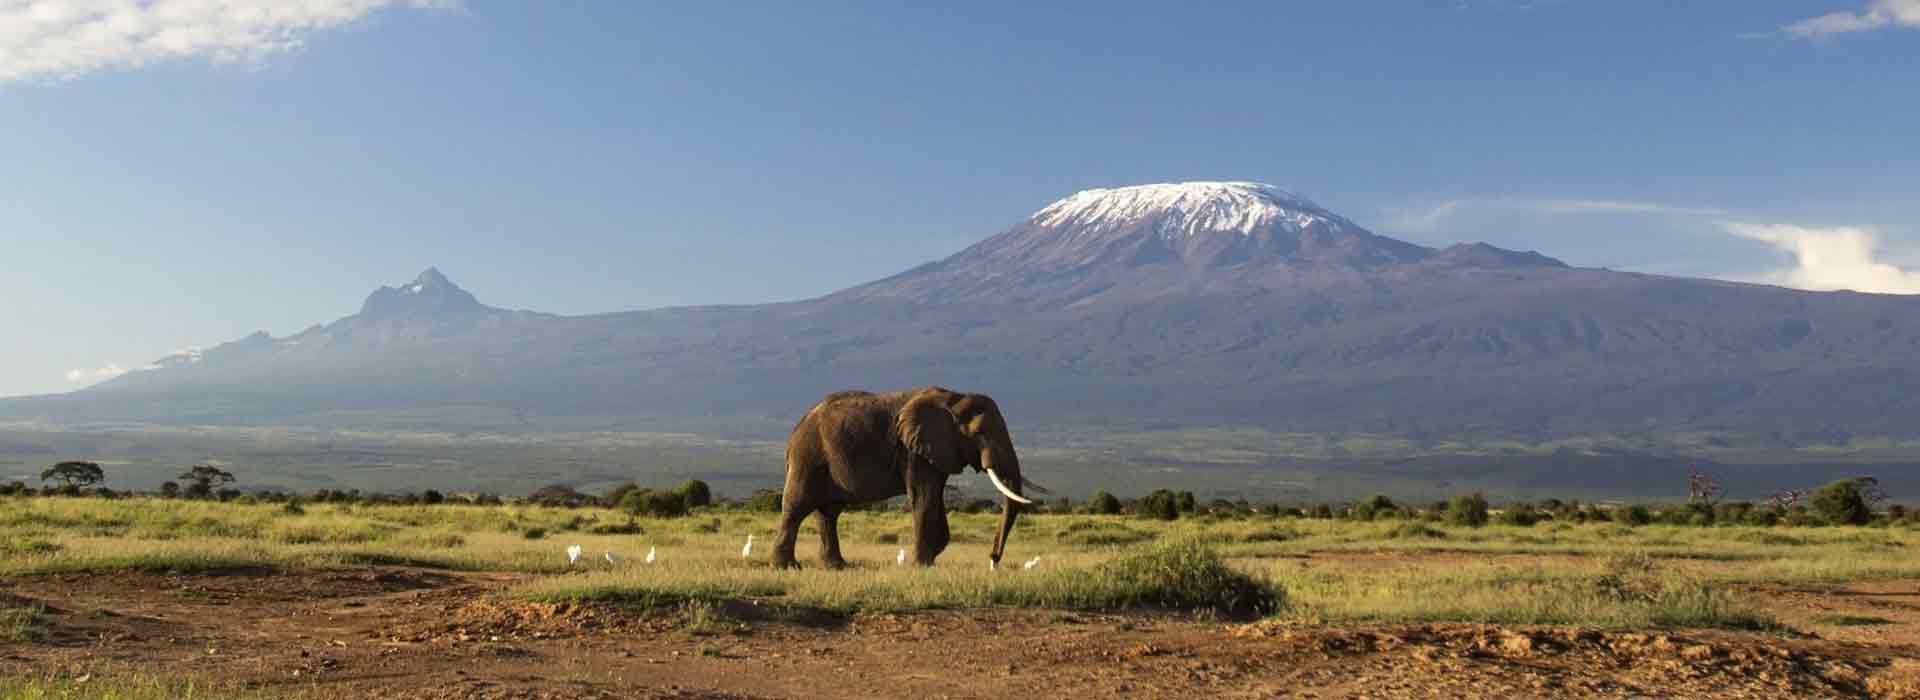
[1032,181,1328,238]
[359,267,489,320]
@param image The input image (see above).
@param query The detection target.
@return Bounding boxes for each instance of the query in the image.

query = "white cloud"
[1784,0,1920,39]
[64,363,127,384]
[1382,197,1727,234]
[0,0,458,85]
[1723,222,1920,294]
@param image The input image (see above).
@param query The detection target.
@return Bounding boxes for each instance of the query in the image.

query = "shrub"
[1090,540,1283,617]
[421,490,445,505]
[1497,504,1542,527]
[1812,478,1875,526]
[1135,490,1182,521]
[1087,491,1123,515]
[672,480,713,509]
[1242,527,1300,543]
[1620,504,1654,526]
[747,489,783,513]
[1446,493,1490,527]
[522,528,548,540]
[621,489,689,519]
[528,484,594,508]
[1351,494,1397,521]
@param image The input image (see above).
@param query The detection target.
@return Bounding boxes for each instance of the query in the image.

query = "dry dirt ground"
[5,567,1920,699]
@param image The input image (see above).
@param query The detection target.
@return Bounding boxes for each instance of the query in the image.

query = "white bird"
[1022,555,1042,570]
[895,547,907,566]
[741,534,755,559]
[566,544,583,566]
[604,551,617,566]
[989,558,998,571]
[645,546,657,565]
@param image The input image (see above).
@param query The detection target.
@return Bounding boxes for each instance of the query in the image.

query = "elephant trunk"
[985,446,1024,566]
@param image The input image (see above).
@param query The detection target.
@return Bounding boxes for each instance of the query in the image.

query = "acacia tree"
[178,464,236,499]
[40,461,105,490]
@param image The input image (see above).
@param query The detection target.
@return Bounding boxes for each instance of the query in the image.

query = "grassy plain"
[7,496,1919,627]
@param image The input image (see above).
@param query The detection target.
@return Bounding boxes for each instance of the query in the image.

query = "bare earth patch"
[5,567,1920,699]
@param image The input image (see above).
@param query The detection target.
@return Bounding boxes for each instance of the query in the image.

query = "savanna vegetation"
[5,466,1918,632]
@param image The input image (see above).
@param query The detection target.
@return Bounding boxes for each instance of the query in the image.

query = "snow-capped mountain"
[10,182,1920,446]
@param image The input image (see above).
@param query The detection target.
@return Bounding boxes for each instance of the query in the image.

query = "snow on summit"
[1031,181,1336,238]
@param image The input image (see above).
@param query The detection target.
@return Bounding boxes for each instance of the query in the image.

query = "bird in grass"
[741,534,755,559]
[895,547,906,566]
[604,551,617,566]
[1022,555,1042,570]
[989,558,998,571]
[645,546,657,565]
[566,544,583,566]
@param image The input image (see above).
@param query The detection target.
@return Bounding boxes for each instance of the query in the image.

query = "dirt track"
[5,568,1920,699]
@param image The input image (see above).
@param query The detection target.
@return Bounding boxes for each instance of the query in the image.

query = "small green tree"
[747,489,783,512]
[178,465,235,499]
[1136,490,1182,521]
[1176,491,1197,514]
[1811,477,1876,526]
[1352,494,1397,521]
[620,488,689,519]
[40,461,105,490]
[1446,493,1490,527]
[672,479,713,508]
[1088,491,1123,515]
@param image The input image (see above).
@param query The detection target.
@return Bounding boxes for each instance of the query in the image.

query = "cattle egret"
[989,558,997,571]
[1022,555,1041,570]
[566,544,583,565]
[741,534,755,559]
[895,547,906,566]
[604,551,617,565]
[645,546,657,565]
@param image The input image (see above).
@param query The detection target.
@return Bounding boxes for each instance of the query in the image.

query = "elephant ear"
[898,395,966,476]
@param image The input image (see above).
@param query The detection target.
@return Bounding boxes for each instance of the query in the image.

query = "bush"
[1087,491,1123,515]
[1620,504,1654,526]
[672,480,713,509]
[1446,493,1490,527]
[1812,478,1875,526]
[528,484,594,508]
[1135,490,1182,521]
[747,489,783,513]
[1351,494,1397,521]
[522,528,548,540]
[421,490,445,505]
[1496,504,1541,527]
[621,489,689,519]
[1090,540,1283,617]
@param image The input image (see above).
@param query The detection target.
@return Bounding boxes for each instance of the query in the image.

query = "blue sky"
[3,0,1918,397]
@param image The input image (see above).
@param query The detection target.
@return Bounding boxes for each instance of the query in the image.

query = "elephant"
[772,386,1039,569]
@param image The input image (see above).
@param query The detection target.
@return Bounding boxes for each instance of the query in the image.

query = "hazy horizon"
[5,1,1919,398]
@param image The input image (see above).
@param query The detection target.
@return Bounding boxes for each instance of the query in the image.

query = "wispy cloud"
[1783,0,1920,39]
[1723,222,1920,294]
[64,364,127,384]
[0,0,459,85]
[1382,196,1728,234]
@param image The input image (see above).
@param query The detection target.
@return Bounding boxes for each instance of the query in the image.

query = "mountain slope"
[9,182,1920,443]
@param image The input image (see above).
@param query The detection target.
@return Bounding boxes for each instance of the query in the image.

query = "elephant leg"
[910,482,949,566]
[772,502,810,569]
[815,504,848,569]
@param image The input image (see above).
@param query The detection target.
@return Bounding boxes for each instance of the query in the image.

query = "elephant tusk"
[985,468,1035,505]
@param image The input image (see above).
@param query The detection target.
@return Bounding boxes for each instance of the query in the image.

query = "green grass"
[0,675,322,700]
[1,600,45,642]
[1809,614,1895,626]
[6,496,1919,629]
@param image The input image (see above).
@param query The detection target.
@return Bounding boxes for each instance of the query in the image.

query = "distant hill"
[10,181,1920,447]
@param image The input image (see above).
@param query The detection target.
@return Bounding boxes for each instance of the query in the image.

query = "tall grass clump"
[1080,540,1283,617]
